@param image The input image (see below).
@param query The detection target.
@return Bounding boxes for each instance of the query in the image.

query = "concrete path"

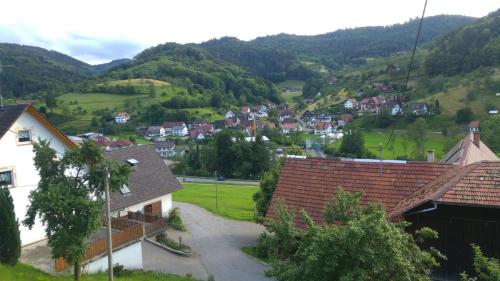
[20,240,54,273]
[142,202,271,281]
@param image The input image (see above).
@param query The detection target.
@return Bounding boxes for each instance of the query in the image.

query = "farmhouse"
[267,136,500,280]
[281,122,298,134]
[0,104,77,246]
[114,112,130,124]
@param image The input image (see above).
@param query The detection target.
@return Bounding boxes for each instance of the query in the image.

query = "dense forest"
[424,9,500,76]
[0,43,94,97]
[104,43,282,105]
[198,37,315,82]
[92,58,132,75]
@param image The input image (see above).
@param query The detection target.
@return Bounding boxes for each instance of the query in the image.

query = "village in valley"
[1,3,500,281]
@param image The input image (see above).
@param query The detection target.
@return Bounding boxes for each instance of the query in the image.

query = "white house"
[145,126,166,139]
[344,99,359,110]
[281,123,298,134]
[154,141,176,158]
[225,111,235,119]
[0,104,76,246]
[162,121,188,137]
[104,145,182,218]
[115,112,130,124]
[314,122,333,135]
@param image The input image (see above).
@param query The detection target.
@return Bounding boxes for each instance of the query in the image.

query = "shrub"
[113,264,132,277]
[166,207,186,231]
[255,232,274,260]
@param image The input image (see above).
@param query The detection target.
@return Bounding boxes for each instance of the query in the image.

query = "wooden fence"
[55,217,143,272]
[127,211,167,237]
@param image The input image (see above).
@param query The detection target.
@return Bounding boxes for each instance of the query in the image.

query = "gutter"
[406,201,438,216]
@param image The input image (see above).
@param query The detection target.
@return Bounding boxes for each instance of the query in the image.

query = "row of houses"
[344,96,428,116]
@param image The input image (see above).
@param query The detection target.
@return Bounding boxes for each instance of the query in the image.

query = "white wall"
[113,193,173,218]
[0,111,69,246]
[83,240,143,274]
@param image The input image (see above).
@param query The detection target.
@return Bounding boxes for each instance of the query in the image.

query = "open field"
[331,129,451,160]
[98,78,170,88]
[277,80,304,106]
[306,88,348,111]
[0,263,198,281]
[174,182,258,221]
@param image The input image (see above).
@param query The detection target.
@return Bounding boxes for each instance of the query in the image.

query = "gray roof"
[104,145,182,211]
[154,141,175,150]
[0,104,29,140]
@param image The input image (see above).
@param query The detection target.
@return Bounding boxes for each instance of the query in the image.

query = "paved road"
[176,176,259,186]
[143,202,271,281]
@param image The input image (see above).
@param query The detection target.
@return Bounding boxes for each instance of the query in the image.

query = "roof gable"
[0,104,76,148]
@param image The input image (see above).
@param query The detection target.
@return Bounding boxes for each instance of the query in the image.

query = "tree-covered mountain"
[103,43,281,105]
[0,43,94,97]
[92,58,132,75]
[424,9,500,76]
[192,15,474,84]
[197,37,315,83]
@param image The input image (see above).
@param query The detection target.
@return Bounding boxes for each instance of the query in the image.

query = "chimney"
[427,150,435,163]
[473,131,480,148]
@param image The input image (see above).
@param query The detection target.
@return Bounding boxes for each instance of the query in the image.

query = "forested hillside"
[104,43,281,105]
[250,15,474,69]
[424,9,500,76]
[92,58,132,75]
[198,37,315,82]
[0,43,93,97]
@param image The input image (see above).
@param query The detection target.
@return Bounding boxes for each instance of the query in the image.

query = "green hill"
[103,43,281,105]
[0,43,94,97]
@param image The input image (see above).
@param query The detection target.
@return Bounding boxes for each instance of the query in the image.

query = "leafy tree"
[480,115,500,153]
[214,129,236,177]
[23,140,130,281]
[338,127,366,158]
[408,118,428,160]
[265,189,444,281]
[254,159,284,219]
[461,244,500,281]
[285,144,305,156]
[456,107,474,124]
[0,187,21,265]
[45,92,57,113]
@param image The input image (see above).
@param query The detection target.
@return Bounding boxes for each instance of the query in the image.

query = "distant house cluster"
[69,132,134,151]
[114,112,130,124]
[300,111,349,139]
[344,95,428,116]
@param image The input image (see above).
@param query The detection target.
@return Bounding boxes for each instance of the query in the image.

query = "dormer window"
[126,159,138,166]
[120,184,131,195]
[0,170,14,188]
[18,129,31,143]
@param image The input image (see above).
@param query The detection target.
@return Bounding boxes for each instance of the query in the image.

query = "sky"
[0,0,498,64]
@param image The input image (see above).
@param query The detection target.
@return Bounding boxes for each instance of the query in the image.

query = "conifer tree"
[0,187,21,265]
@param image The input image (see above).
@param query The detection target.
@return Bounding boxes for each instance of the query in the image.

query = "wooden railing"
[127,211,167,237]
[127,211,161,223]
[55,217,143,272]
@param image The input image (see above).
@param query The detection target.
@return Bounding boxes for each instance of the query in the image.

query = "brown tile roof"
[0,104,29,140]
[267,158,453,228]
[104,145,182,211]
[390,161,500,217]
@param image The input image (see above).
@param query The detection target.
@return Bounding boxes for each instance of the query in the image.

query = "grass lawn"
[331,129,450,160]
[174,183,258,221]
[0,263,198,281]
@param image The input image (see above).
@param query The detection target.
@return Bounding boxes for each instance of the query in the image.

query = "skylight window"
[120,184,131,194]
[126,158,139,166]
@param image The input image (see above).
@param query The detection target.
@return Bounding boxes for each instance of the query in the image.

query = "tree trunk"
[74,259,81,281]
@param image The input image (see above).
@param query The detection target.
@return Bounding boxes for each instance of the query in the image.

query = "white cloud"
[0,0,498,64]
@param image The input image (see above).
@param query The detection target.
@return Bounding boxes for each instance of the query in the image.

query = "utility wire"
[387,0,428,145]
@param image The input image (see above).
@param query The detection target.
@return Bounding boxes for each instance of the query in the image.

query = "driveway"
[143,202,271,281]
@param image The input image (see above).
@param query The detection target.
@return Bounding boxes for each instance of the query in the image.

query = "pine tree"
[0,187,21,265]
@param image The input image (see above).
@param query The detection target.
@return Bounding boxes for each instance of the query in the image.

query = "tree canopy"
[23,140,130,280]
[0,187,21,265]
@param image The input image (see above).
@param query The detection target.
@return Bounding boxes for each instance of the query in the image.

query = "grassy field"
[306,88,348,111]
[277,80,304,106]
[331,129,451,160]
[174,183,258,221]
[0,263,198,281]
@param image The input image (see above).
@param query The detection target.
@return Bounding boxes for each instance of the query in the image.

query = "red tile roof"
[267,158,454,228]
[391,161,500,217]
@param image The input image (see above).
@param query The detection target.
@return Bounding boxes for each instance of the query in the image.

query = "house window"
[0,170,14,188]
[18,129,31,143]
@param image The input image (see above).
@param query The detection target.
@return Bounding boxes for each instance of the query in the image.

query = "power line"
[387,0,428,145]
